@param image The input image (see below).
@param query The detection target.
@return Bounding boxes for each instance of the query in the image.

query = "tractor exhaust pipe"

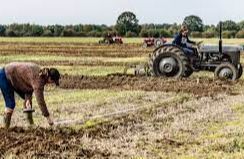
[219,21,222,54]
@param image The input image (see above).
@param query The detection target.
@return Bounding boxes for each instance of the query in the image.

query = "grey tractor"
[148,22,243,81]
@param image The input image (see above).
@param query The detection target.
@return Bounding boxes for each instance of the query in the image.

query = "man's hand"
[23,99,35,113]
[25,100,31,108]
[196,41,203,46]
[46,116,54,126]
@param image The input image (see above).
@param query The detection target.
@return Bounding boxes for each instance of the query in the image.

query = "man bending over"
[0,62,60,128]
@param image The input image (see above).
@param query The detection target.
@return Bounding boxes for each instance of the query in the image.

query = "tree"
[183,15,204,32]
[53,25,64,36]
[7,23,23,36]
[238,21,244,30]
[42,30,53,37]
[148,29,160,38]
[126,31,137,37]
[218,20,239,31]
[222,31,236,38]
[31,25,44,36]
[203,25,216,32]
[236,30,244,38]
[168,23,180,36]
[115,11,140,36]
[190,32,202,38]
[139,29,149,37]
[61,28,77,37]
[83,25,93,33]
[5,29,17,37]
[22,24,32,36]
[160,29,171,37]
[0,25,6,36]
[202,31,215,38]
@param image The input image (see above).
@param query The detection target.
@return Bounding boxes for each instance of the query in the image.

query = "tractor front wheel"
[214,63,238,81]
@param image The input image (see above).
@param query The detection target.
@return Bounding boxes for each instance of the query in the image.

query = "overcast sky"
[0,0,243,25]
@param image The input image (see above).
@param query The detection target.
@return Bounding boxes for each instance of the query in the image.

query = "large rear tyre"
[214,63,238,81]
[148,45,191,78]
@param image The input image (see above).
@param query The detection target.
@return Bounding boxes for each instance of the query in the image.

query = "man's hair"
[49,68,60,86]
[180,25,188,33]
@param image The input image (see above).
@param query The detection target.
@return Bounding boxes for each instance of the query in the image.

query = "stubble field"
[1,38,244,158]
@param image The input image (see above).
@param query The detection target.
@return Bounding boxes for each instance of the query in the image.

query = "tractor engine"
[199,45,242,65]
[201,52,222,63]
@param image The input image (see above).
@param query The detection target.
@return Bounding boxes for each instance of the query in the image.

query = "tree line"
[1,12,244,38]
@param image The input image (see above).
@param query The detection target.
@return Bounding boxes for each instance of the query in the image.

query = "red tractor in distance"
[112,36,123,44]
[99,34,123,44]
[143,37,167,48]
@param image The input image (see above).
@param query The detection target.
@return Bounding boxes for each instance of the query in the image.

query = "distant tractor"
[99,34,123,44]
[148,22,243,81]
[143,37,167,48]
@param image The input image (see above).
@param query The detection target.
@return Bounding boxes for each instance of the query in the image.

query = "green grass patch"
[82,118,106,129]
[55,65,125,76]
[0,54,147,65]
[43,88,148,105]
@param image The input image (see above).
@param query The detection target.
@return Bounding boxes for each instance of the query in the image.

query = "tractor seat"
[199,44,242,53]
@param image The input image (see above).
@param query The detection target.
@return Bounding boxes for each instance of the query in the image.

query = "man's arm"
[187,35,196,44]
[34,88,54,125]
[33,88,49,117]
[172,34,183,46]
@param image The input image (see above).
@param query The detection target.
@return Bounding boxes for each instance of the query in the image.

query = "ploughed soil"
[60,74,237,97]
[0,126,112,158]
[0,115,140,158]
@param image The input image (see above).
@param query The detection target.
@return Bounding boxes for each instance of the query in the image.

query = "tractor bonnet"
[200,44,242,53]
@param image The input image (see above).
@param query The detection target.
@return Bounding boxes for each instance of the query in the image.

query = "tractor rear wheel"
[148,45,191,78]
[214,63,238,81]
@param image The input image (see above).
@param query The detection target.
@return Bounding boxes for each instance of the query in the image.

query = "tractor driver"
[0,62,60,128]
[173,25,196,56]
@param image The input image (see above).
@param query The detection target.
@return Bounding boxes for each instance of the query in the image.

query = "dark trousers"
[0,68,15,109]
